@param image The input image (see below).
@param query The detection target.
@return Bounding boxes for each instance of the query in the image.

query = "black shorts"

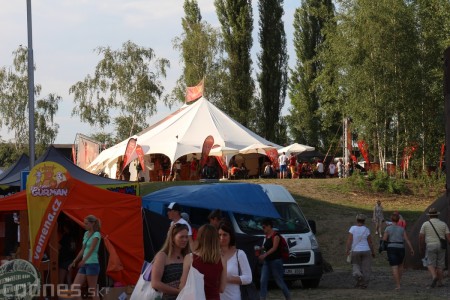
[387,247,405,266]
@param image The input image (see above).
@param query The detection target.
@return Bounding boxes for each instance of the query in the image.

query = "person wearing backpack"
[258,218,291,300]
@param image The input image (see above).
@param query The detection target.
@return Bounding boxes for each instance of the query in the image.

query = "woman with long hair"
[218,222,252,300]
[70,215,101,300]
[383,212,414,290]
[151,223,190,299]
[179,224,227,300]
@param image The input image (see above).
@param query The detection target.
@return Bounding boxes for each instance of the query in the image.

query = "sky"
[0,0,298,144]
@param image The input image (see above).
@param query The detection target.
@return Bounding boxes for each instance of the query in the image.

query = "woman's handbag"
[130,261,163,300]
[176,254,206,300]
[346,252,352,264]
[378,240,388,253]
[237,250,260,300]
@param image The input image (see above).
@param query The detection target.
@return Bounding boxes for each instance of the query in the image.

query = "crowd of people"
[346,205,449,291]
[61,202,448,299]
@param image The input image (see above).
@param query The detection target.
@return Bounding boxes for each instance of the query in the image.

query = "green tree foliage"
[215,0,255,127]
[0,47,60,156]
[70,41,169,140]
[288,0,336,150]
[170,0,225,106]
[256,0,288,144]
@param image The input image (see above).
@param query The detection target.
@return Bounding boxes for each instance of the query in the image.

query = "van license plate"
[285,268,304,275]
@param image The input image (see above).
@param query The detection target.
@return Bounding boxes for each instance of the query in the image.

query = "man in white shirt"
[167,202,194,250]
[316,160,324,178]
[278,152,287,179]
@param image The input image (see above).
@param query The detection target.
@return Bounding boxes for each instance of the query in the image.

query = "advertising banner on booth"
[26,162,72,267]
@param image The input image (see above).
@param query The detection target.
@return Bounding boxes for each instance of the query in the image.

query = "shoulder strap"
[428,221,442,239]
[236,250,242,275]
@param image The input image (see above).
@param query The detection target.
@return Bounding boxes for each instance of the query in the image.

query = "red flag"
[135,145,145,171]
[200,136,214,167]
[186,79,204,102]
[122,138,137,171]
[72,144,76,164]
[357,140,370,167]
[439,143,445,170]
[264,148,279,169]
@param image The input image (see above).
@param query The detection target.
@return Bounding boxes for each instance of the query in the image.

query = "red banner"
[135,145,145,171]
[122,138,137,171]
[400,143,418,170]
[357,140,370,167]
[186,79,204,102]
[265,148,279,169]
[439,143,445,170]
[200,136,214,167]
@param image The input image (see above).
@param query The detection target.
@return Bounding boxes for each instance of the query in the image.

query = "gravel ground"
[264,267,449,300]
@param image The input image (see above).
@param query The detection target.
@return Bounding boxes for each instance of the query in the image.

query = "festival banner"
[265,148,279,170]
[200,135,215,167]
[186,79,204,102]
[122,138,137,171]
[357,140,370,167]
[135,145,146,172]
[439,143,445,170]
[26,162,72,267]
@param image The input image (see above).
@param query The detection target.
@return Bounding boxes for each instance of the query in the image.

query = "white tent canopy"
[88,97,280,176]
[277,143,315,156]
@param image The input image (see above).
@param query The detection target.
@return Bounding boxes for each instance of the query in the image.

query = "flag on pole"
[200,135,214,168]
[122,138,137,171]
[186,79,204,102]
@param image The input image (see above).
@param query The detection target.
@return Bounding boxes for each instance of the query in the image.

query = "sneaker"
[375,231,378,235]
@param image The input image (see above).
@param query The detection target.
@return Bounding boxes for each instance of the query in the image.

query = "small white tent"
[88,98,279,177]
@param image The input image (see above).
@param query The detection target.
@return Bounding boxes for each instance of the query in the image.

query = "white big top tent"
[87,97,280,178]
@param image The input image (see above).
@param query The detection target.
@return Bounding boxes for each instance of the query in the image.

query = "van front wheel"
[301,278,320,288]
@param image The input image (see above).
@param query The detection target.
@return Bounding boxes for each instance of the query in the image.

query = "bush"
[371,171,389,192]
[367,170,376,181]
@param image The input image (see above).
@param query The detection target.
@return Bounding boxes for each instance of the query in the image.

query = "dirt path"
[265,268,449,299]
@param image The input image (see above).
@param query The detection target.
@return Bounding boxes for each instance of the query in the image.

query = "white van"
[228,184,323,288]
[142,183,323,288]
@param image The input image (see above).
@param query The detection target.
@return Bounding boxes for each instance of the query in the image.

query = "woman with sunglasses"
[70,215,101,300]
[152,223,190,300]
[179,224,227,300]
[218,221,252,300]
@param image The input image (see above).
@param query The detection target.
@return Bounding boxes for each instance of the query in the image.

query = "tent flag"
[200,135,214,167]
[122,138,137,171]
[135,145,145,171]
[265,148,279,169]
[185,79,204,102]
[357,140,370,167]
[26,162,72,267]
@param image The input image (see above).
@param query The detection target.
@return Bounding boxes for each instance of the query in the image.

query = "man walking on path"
[419,207,450,288]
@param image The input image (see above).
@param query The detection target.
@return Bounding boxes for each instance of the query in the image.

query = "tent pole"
[444,47,450,268]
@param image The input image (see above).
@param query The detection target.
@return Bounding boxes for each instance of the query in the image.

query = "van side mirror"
[308,220,316,234]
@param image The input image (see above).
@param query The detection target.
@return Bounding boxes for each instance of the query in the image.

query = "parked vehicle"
[142,183,323,288]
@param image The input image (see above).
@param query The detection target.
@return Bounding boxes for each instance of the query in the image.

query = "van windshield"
[233,202,310,234]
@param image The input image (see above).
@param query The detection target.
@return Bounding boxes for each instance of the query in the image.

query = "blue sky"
[1,0,298,144]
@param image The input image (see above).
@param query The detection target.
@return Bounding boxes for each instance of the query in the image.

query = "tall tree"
[215,0,254,127]
[169,0,225,106]
[70,41,169,141]
[288,0,335,149]
[256,0,288,144]
[0,46,60,155]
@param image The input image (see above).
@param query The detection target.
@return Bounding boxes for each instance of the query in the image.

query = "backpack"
[266,232,289,261]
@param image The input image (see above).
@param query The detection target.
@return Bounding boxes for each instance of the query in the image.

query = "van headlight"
[309,235,319,249]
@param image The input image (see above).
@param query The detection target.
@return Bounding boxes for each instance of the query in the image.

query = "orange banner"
[26,162,72,267]
[122,138,137,171]
[185,79,204,102]
[135,145,145,171]
[200,135,214,167]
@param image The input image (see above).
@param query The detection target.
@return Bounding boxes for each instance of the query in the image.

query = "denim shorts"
[78,263,100,275]
[387,247,405,266]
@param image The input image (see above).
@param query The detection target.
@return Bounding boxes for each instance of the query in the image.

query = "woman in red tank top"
[179,224,226,300]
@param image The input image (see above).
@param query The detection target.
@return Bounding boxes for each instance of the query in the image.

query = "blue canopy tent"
[141,183,280,218]
[141,183,279,265]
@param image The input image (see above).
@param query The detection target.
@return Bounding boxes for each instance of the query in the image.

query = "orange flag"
[186,79,204,102]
